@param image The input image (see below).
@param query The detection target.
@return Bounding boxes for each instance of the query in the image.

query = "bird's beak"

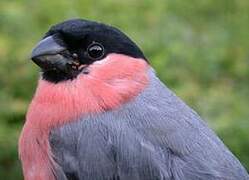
[31,36,71,72]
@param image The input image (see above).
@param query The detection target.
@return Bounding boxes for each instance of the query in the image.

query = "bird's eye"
[87,42,105,60]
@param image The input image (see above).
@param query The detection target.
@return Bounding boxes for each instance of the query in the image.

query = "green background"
[0,0,249,179]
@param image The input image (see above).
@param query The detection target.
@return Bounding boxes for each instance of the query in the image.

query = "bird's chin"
[40,59,90,82]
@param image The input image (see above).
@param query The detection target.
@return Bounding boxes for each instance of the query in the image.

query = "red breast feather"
[19,54,149,180]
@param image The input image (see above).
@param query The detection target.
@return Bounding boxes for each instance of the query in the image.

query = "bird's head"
[31,19,148,83]
[29,19,150,115]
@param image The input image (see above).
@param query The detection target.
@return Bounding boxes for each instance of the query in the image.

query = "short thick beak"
[31,36,70,71]
[31,36,66,59]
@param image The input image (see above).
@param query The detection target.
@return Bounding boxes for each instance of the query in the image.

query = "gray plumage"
[50,68,249,180]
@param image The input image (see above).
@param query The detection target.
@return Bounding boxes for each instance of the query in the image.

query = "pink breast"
[19,54,149,180]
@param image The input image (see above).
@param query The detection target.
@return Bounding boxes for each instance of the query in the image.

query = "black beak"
[31,36,71,72]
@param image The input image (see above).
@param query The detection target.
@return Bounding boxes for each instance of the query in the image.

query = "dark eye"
[87,42,105,60]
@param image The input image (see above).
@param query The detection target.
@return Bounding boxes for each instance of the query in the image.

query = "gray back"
[50,69,249,180]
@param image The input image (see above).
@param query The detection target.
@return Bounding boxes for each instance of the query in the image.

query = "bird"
[19,19,249,180]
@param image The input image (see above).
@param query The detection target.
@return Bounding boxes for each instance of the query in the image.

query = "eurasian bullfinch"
[19,19,249,180]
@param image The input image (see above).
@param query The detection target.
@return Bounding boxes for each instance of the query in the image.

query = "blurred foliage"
[0,0,249,179]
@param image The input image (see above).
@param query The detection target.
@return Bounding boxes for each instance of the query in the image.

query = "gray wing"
[50,69,249,180]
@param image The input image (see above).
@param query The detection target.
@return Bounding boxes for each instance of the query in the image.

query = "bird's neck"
[19,54,149,179]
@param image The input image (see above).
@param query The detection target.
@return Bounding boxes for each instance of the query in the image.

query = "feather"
[50,69,249,180]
